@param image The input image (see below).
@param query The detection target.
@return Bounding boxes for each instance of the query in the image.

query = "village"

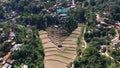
[0,0,83,68]
[0,0,120,68]
[90,12,120,63]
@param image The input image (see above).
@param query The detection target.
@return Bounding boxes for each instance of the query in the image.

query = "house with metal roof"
[2,63,12,68]
[10,44,22,51]
[100,45,107,53]
[57,9,68,14]
[23,64,28,68]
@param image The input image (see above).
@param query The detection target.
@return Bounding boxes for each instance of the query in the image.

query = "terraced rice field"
[39,25,82,68]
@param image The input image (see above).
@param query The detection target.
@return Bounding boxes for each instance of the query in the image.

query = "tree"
[0,6,5,19]
[110,4,120,20]
[74,46,113,68]
[75,8,86,22]
[90,0,96,6]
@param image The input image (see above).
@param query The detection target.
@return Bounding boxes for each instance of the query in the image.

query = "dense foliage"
[0,23,44,68]
[74,45,113,68]
[10,26,44,68]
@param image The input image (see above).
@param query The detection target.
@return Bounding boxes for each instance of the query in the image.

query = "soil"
[39,25,82,68]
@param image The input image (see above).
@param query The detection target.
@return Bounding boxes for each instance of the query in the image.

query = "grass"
[76,24,85,57]
[77,25,85,46]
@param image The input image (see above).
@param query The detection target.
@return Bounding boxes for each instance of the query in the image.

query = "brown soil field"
[39,25,82,68]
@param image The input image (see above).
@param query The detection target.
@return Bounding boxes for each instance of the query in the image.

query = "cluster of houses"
[96,13,112,29]
[56,0,73,7]
[0,27,8,43]
[95,12,120,53]
[115,21,120,28]
[96,13,120,29]
[55,0,76,23]
[2,59,15,68]
[100,40,120,54]
[111,40,120,49]
[39,0,76,19]
[7,11,18,20]
[0,27,28,68]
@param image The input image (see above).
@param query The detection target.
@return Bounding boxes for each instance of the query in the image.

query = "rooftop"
[11,44,22,51]
[2,63,12,68]
[57,9,68,14]
[23,64,28,68]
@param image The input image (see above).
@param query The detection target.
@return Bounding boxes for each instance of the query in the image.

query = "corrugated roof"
[57,9,68,13]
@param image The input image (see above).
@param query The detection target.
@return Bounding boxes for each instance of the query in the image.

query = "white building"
[2,63,12,68]
[11,44,22,51]
[23,64,28,68]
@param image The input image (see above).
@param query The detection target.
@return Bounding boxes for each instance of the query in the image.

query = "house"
[100,21,107,25]
[112,43,116,49]
[1,33,7,41]
[11,11,17,17]
[67,3,71,7]
[82,42,85,48]
[57,9,68,14]
[34,0,39,2]
[9,32,15,40]
[0,57,3,62]
[23,64,28,68]
[100,45,107,53]
[96,13,100,22]
[54,25,59,28]
[60,18,67,23]
[96,24,101,28]
[66,0,71,7]
[11,42,16,45]
[1,33,5,37]
[49,7,55,12]
[115,21,120,27]
[56,0,61,4]
[6,59,15,64]
[10,44,22,51]
[96,22,109,28]
[0,28,3,32]
[70,5,75,8]
[0,19,4,22]
[2,63,12,68]
[59,14,67,17]
[112,40,120,49]
[42,8,47,12]
[103,11,110,15]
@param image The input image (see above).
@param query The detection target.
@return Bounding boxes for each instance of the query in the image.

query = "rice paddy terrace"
[39,25,82,68]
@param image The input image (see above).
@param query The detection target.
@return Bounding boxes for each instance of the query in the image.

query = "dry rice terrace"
[39,24,83,68]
